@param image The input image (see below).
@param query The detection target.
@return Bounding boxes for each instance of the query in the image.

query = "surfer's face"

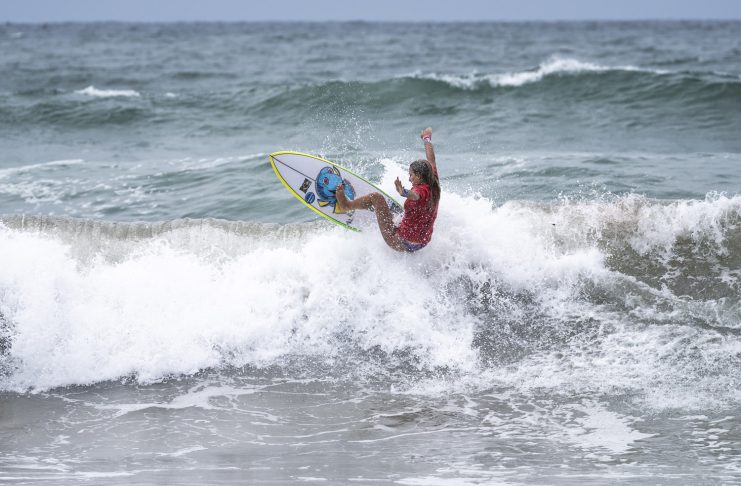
[409,170,422,186]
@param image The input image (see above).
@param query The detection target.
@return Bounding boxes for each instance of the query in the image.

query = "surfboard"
[269,151,403,232]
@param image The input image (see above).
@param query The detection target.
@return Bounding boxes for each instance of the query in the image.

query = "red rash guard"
[396,183,438,245]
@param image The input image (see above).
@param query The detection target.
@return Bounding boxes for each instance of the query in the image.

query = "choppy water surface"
[1,21,740,484]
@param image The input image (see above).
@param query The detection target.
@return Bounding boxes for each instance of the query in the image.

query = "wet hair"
[409,159,440,210]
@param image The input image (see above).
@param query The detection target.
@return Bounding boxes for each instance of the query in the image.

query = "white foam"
[74,471,134,478]
[490,57,639,87]
[542,192,740,268]
[0,199,481,390]
[75,86,141,98]
[1,180,739,407]
[174,153,268,171]
[157,446,207,458]
[397,474,510,486]
[0,159,84,180]
[0,177,86,205]
[626,193,738,257]
[563,401,654,454]
[406,71,483,90]
[409,57,665,89]
[87,384,266,418]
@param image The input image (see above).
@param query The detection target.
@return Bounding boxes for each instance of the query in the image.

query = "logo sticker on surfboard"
[299,178,312,194]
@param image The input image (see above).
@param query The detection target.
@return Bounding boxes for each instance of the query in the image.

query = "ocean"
[1,21,740,484]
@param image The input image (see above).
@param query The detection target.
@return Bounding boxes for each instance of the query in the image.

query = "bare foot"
[336,183,353,212]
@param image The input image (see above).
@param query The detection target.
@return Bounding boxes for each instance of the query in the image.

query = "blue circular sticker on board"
[304,192,316,204]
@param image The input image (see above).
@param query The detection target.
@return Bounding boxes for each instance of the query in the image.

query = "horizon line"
[4,18,741,24]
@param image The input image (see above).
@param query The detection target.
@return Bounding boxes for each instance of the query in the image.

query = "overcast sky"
[3,0,741,22]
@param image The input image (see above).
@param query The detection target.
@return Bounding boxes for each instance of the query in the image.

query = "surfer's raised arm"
[421,127,436,174]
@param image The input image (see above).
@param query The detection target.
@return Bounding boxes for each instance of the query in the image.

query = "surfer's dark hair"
[410,159,440,210]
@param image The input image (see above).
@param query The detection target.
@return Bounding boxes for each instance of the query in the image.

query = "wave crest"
[75,85,141,98]
[407,57,648,89]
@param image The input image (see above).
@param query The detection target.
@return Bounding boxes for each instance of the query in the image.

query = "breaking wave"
[1,192,739,410]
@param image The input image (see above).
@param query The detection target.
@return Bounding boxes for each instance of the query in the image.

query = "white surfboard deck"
[269,151,403,232]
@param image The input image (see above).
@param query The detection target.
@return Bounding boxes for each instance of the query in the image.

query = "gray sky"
[3,0,741,22]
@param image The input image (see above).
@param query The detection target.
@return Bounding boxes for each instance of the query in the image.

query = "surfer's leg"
[336,185,405,251]
[369,193,406,252]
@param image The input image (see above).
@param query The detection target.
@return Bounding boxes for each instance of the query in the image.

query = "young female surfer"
[336,127,441,253]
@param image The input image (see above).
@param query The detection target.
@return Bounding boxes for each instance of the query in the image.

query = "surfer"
[336,128,440,253]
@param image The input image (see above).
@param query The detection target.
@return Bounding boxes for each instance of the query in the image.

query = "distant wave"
[403,56,741,90]
[3,58,739,129]
[75,85,141,98]
[406,57,660,89]
[250,58,741,117]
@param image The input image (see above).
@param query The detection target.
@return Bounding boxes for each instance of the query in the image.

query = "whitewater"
[2,182,739,396]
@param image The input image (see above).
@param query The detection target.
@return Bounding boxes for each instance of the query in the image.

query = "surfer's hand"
[394,177,403,194]
[421,127,432,142]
